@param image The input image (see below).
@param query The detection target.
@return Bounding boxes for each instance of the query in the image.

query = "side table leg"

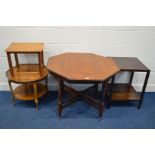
[98,102,104,121]
[108,76,115,109]
[57,80,63,118]
[38,53,43,74]
[138,71,150,109]
[45,76,48,91]
[94,83,98,95]
[101,82,104,94]
[7,53,14,76]
[8,80,16,106]
[129,71,134,84]
[33,83,38,112]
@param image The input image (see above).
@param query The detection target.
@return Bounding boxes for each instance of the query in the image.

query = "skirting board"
[0,82,155,92]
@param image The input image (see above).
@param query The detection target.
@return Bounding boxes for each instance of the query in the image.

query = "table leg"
[101,82,104,94]
[99,102,104,120]
[138,71,150,109]
[45,76,48,91]
[38,53,43,73]
[57,80,63,118]
[80,91,104,120]
[7,53,14,76]
[103,79,108,98]
[102,78,109,95]
[41,51,44,66]
[56,81,106,119]
[14,53,19,68]
[8,80,16,106]
[94,83,98,95]
[107,76,115,109]
[129,71,134,84]
[33,83,38,111]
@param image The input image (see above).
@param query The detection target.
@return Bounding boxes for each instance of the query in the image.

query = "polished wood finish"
[6,42,44,76]
[7,53,14,76]
[110,57,149,71]
[8,80,16,105]
[138,71,150,108]
[107,57,150,109]
[14,83,47,101]
[57,79,63,118]
[6,64,48,83]
[5,42,48,111]
[5,42,44,53]
[48,53,120,82]
[48,53,120,119]
[107,83,140,101]
[14,53,19,67]
[57,81,106,120]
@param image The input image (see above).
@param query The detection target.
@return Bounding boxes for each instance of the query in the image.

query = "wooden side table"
[5,42,49,111]
[106,57,150,109]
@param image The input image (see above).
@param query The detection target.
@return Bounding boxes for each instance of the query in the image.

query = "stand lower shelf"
[107,83,140,101]
[14,83,47,101]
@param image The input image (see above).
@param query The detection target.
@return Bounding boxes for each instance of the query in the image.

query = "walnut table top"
[47,53,120,82]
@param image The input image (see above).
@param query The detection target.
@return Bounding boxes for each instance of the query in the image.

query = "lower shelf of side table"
[107,83,140,101]
[14,83,47,101]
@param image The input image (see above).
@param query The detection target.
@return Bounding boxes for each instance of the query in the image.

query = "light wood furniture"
[47,53,120,120]
[106,57,150,109]
[5,42,49,111]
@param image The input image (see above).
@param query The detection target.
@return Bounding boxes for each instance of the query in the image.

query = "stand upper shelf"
[5,42,44,53]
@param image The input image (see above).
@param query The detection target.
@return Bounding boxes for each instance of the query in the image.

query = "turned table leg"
[45,76,48,91]
[98,102,104,120]
[57,80,63,118]
[33,83,38,111]
[94,83,98,95]
[102,78,109,108]
[107,76,115,109]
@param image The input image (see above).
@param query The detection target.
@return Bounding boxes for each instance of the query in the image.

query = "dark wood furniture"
[106,57,150,109]
[47,53,119,119]
[5,42,49,111]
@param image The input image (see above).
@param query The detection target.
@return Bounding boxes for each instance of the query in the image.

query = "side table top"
[47,53,120,82]
[5,42,44,53]
[110,57,150,71]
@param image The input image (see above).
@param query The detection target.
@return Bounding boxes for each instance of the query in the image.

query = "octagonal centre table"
[47,53,120,119]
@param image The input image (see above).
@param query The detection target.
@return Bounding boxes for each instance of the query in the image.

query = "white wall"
[0,26,155,91]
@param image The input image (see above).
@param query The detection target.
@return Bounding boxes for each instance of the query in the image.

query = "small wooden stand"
[106,57,150,109]
[5,42,49,111]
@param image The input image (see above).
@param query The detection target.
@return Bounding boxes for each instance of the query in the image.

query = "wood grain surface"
[47,53,120,81]
[6,64,48,83]
[5,42,44,53]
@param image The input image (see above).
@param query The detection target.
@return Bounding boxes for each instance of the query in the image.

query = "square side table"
[106,57,150,109]
[6,42,44,76]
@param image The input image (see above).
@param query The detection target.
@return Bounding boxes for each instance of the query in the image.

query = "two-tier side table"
[106,57,150,109]
[47,53,119,119]
[5,42,49,111]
